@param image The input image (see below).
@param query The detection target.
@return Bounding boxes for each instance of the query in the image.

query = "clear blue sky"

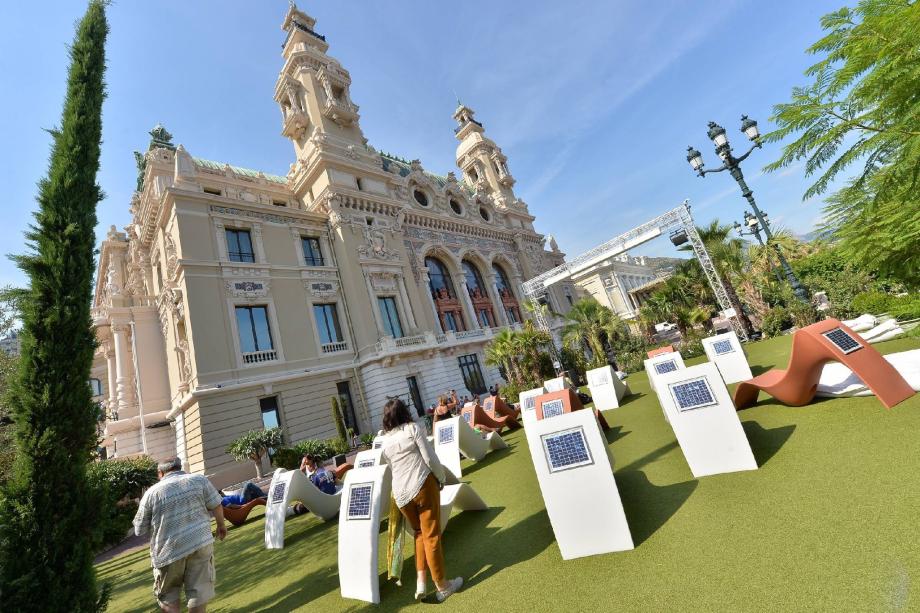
[0,0,842,287]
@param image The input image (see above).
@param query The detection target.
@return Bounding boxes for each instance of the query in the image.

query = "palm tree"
[679,220,755,336]
[485,328,521,385]
[561,298,624,367]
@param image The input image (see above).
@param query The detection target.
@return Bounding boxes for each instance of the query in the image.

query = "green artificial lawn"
[97,335,920,612]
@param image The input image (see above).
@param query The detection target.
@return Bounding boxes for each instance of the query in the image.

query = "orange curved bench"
[483,396,521,429]
[733,318,914,410]
[534,388,610,430]
[333,462,353,482]
[647,345,674,358]
[223,497,266,527]
[461,403,513,433]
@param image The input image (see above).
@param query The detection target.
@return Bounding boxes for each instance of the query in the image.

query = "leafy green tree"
[679,220,755,336]
[764,0,920,286]
[0,3,109,610]
[226,427,285,479]
[330,396,348,444]
[561,298,626,368]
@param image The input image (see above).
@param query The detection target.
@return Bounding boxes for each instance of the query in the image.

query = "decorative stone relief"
[164,234,178,280]
[175,340,191,384]
[357,225,399,261]
[307,280,339,298]
[225,279,271,300]
[210,205,302,226]
[369,271,398,292]
[105,259,123,299]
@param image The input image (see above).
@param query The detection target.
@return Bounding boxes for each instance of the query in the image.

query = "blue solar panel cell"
[541,398,565,419]
[271,482,286,504]
[541,427,593,473]
[712,339,734,355]
[669,376,717,412]
[438,425,455,445]
[822,328,862,354]
[357,459,375,468]
[655,360,678,375]
[347,482,374,520]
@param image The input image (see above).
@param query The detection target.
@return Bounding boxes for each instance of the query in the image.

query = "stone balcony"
[371,323,522,360]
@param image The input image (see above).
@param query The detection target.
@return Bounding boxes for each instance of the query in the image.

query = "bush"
[326,437,350,456]
[86,456,158,552]
[359,433,375,447]
[293,439,334,462]
[678,332,706,360]
[330,396,347,444]
[890,295,920,319]
[226,427,284,478]
[761,306,792,338]
[850,291,894,315]
[270,447,301,470]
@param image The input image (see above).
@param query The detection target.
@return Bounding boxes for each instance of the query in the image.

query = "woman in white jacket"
[380,398,464,602]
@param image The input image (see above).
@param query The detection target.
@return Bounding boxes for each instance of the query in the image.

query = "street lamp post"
[686,116,808,301]
[733,211,783,283]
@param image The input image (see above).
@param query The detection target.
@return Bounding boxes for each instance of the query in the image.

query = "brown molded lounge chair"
[647,345,674,358]
[733,318,915,410]
[461,403,513,433]
[333,462,353,482]
[223,497,266,527]
[534,388,610,430]
[483,396,522,429]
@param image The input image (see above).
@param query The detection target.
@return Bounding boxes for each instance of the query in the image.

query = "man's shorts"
[153,543,215,608]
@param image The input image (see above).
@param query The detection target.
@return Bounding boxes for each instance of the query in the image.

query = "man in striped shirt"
[134,458,227,612]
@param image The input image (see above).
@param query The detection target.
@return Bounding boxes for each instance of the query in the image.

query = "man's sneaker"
[436,577,463,602]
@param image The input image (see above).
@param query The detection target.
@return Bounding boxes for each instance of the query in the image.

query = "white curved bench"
[264,468,342,549]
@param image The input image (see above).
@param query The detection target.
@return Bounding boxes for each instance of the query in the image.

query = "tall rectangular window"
[378,297,404,338]
[226,228,255,263]
[477,309,491,328]
[260,396,282,459]
[458,354,487,395]
[506,307,519,324]
[235,305,273,353]
[301,236,324,266]
[313,303,343,345]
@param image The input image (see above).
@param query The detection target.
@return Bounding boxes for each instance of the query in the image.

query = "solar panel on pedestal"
[271,482,286,504]
[541,426,594,473]
[591,372,610,386]
[822,328,862,354]
[712,339,734,355]
[438,424,455,445]
[347,482,374,520]
[669,376,717,412]
[524,396,536,410]
[654,360,678,375]
[541,398,565,419]
[462,412,472,423]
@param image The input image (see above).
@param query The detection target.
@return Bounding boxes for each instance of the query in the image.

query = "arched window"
[463,260,495,327]
[426,256,466,332]
[462,260,485,295]
[426,257,454,298]
[450,199,463,215]
[413,189,429,207]
[492,263,521,324]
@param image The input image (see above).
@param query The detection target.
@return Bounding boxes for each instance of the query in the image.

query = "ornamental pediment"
[225,279,271,299]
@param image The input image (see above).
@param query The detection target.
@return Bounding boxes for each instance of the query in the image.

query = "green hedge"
[86,456,158,552]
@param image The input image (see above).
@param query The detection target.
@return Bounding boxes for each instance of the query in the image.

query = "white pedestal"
[337,465,392,604]
[354,448,385,469]
[543,376,574,393]
[702,331,752,384]
[586,365,631,410]
[434,416,505,482]
[524,409,634,559]
[653,362,758,478]
[264,468,343,549]
[519,386,547,428]
[644,352,686,423]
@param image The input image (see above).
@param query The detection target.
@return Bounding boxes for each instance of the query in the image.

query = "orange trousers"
[398,473,445,585]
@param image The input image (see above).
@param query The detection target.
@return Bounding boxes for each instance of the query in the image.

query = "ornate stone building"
[91,4,570,486]
[570,254,660,322]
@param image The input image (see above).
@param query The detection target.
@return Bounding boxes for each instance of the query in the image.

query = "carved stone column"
[112,323,131,413]
[396,274,418,330]
[460,281,481,329]
[213,221,228,260]
[363,271,385,335]
[418,269,443,334]
[105,346,117,414]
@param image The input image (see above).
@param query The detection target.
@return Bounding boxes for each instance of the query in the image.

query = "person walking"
[379,398,463,602]
[133,457,227,613]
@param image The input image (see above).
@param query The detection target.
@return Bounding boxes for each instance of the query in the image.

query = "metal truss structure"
[522,200,748,343]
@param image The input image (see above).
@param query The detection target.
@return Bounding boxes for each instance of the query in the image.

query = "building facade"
[91,4,568,487]
[570,254,660,322]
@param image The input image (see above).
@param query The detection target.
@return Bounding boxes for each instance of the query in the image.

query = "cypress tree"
[0,2,109,610]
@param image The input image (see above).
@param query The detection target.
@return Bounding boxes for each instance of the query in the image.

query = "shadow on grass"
[617,470,697,546]
[437,506,556,592]
[742,420,796,466]
[604,424,631,445]
[750,364,774,377]
[616,440,680,473]
[461,445,514,477]
[617,391,646,407]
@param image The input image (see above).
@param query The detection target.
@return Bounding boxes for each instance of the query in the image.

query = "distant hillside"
[642,256,687,275]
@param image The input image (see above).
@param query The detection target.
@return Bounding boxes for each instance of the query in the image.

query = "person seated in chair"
[432,395,452,424]
[299,454,336,495]
[220,482,307,517]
